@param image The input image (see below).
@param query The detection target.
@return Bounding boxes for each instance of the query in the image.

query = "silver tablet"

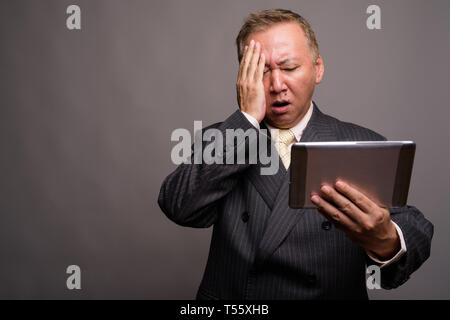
[289,141,416,208]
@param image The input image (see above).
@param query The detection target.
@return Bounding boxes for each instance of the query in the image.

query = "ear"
[314,54,324,84]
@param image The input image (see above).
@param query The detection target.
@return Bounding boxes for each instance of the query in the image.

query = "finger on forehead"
[237,45,248,79]
[247,41,261,79]
[240,40,255,79]
[254,52,265,81]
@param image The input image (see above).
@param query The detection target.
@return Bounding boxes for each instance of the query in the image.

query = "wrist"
[369,222,401,259]
[243,110,263,123]
[241,111,260,129]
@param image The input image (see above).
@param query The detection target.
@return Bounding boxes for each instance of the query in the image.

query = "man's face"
[245,22,324,129]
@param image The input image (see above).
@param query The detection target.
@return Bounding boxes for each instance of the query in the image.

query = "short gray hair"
[235,9,319,62]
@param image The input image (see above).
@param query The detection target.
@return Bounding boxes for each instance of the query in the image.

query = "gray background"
[0,0,449,299]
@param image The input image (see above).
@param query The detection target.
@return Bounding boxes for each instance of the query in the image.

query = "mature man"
[158,9,433,299]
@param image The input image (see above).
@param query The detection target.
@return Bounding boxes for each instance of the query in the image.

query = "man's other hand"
[236,40,266,123]
[310,180,401,260]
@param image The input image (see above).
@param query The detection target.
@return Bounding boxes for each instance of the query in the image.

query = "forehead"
[246,22,310,64]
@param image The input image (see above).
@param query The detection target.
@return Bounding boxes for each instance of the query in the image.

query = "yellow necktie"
[275,129,296,169]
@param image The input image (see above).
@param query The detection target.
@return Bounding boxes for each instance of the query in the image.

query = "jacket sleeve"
[374,205,434,289]
[158,110,257,228]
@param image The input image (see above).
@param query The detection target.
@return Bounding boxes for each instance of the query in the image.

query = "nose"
[269,69,286,93]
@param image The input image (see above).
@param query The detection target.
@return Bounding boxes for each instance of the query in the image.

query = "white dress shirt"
[241,102,406,268]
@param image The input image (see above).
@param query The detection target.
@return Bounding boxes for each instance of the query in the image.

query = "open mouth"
[271,101,290,114]
[272,101,290,107]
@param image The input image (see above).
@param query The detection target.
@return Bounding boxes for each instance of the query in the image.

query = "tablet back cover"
[289,142,415,208]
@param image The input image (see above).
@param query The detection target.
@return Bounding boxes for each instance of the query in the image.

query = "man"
[158,9,433,299]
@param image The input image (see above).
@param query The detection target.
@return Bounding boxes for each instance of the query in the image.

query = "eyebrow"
[278,58,296,65]
[265,58,297,67]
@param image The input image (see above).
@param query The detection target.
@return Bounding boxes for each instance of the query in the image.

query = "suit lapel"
[245,122,285,210]
[255,103,338,267]
[299,102,337,143]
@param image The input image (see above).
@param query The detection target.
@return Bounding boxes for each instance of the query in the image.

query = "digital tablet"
[289,141,416,208]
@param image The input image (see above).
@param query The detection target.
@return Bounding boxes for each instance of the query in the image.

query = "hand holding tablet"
[289,141,416,208]
[289,141,415,259]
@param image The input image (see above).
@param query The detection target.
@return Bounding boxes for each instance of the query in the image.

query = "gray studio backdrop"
[0,0,449,299]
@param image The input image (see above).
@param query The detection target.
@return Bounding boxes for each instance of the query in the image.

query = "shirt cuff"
[241,111,260,129]
[366,221,407,268]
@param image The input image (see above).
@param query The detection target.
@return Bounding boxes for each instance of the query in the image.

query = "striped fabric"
[158,102,433,300]
[274,129,296,169]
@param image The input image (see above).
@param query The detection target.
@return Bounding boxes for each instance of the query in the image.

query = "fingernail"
[256,42,260,48]
[244,45,248,51]
[336,180,344,188]
[321,185,330,194]
[250,40,254,46]
[311,195,319,203]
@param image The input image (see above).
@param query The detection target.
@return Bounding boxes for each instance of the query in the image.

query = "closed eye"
[263,66,299,74]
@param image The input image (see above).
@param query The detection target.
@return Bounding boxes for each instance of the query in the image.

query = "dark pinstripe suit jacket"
[158,103,433,300]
